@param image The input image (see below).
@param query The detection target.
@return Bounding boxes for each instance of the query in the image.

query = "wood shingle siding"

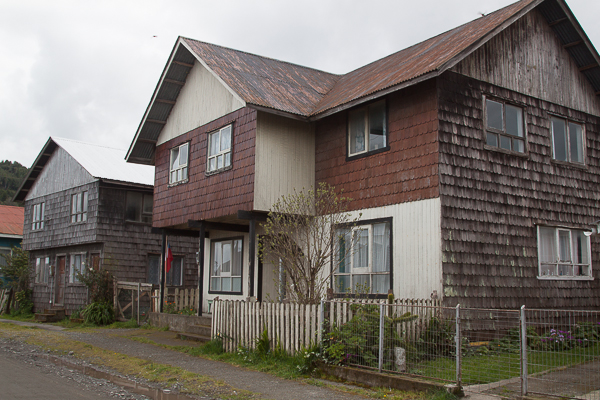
[438,71,600,310]
[315,81,440,211]
[153,107,257,227]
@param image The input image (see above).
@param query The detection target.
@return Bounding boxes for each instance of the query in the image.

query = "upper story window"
[32,203,45,230]
[71,191,88,223]
[485,98,525,153]
[207,125,232,173]
[334,220,391,294]
[348,100,387,157]
[35,256,50,284]
[125,192,153,224]
[551,117,584,164]
[210,238,243,293]
[170,142,189,184]
[538,226,592,279]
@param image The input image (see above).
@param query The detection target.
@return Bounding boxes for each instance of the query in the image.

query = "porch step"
[177,332,211,343]
[185,323,211,337]
[35,307,65,323]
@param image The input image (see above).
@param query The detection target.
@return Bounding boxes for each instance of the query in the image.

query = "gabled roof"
[14,137,155,202]
[0,205,24,237]
[127,0,600,164]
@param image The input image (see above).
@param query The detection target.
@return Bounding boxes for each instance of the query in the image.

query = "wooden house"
[126,0,600,312]
[14,137,197,314]
[0,205,24,287]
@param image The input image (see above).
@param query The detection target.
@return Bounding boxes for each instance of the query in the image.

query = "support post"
[159,232,166,313]
[248,219,256,298]
[379,302,385,373]
[521,305,528,397]
[137,282,141,325]
[318,300,325,351]
[455,304,461,389]
[197,222,206,317]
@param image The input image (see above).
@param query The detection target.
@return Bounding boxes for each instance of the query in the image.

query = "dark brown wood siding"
[315,80,439,211]
[438,71,600,310]
[153,107,257,227]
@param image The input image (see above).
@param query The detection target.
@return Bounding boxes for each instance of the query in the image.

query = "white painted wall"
[25,147,95,201]
[254,112,315,211]
[157,61,245,145]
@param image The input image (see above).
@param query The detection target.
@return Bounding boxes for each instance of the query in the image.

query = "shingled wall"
[438,71,600,310]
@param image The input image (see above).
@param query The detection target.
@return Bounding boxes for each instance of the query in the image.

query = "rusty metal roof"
[126,0,600,164]
[0,205,24,237]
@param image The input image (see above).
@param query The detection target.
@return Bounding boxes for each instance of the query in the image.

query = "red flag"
[166,243,173,273]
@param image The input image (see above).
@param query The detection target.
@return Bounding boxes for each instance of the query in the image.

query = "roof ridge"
[52,136,126,152]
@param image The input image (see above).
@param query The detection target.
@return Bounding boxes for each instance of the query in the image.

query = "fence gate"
[113,281,154,324]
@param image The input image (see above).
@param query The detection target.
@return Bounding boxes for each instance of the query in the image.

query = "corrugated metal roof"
[53,137,155,186]
[0,205,24,236]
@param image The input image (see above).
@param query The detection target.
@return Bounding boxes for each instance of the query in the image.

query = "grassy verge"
[0,323,257,399]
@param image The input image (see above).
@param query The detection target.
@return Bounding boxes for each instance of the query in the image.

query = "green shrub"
[10,289,33,316]
[81,302,114,325]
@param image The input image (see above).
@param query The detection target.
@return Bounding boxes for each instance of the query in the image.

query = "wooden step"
[185,324,211,337]
[177,332,211,343]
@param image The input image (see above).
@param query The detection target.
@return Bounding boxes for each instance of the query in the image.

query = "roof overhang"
[12,138,57,203]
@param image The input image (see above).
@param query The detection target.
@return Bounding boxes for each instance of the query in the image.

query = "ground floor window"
[147,254,183,286]
[538,226,592,278]
[69,253,85,283]
[334,220,391,294]
[210,238,243,293]
[35,256,50,284]
[0,247,11,267]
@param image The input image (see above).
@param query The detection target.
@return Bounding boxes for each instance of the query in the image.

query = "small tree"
[0,247,33,314]
[260,183,360,304]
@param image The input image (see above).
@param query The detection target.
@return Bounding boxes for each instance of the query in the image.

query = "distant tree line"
[0,160,28,206]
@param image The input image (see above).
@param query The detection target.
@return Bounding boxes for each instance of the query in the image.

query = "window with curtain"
[538,226,591,278]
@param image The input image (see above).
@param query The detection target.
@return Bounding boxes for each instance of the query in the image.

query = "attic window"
[71,191,88,223]
[170,142,189,184]
[348,100,387,157]
[484,98,525,153]
[551,117,585,164]
[207,125,232,174]
[32,203,45,231]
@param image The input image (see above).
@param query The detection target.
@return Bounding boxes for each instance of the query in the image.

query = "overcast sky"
[1,0,599,167]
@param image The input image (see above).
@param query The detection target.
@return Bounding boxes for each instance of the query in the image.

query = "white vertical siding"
[345,198,443,300]
[254,112,315,211]
[25,147,95,201]
[157,61,245,145]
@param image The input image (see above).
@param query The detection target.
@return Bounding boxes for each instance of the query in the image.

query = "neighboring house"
[126,0,600,312]
[0,205,24,287]
[13,137,197,314]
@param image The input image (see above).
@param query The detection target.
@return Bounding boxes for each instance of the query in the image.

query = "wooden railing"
[152,287,199,313]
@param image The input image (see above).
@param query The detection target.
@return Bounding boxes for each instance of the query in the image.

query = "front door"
[55,256,66,305]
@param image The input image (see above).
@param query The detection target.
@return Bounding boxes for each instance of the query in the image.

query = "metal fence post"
[379,302,385,373]
[456,304,461,389]
[520,305,528,397]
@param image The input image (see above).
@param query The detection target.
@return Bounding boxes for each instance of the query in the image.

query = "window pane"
[539,227,556,264]
[232,239,242,276]
[486,100,503,131]
[232,277,242,292]
[505,105,523,137]
[220,126,232,151]
[72,194,78,214]
[353,274,369,293]
[209,132,219,156]
[171,147,180,169]
[569,122,584,163]
[335,275,350,293]
[211,277,221,291]
[222,242,231,273]
[552,118,567,161]
[572,230,589,265]
[349,109,366,154]
[513,138,525,153]
[143,194,153,214]
[179,143,188,166]
[353,229,369,269]
[500,135,511,151]
[372,274,390,294]
[369,102,386,151]
[224,152,231,167]
[217,155,223,169]
[148,255,160,285]
[126,192,142,221]
[222,277,231,292]
[486,132,498,147]
[83,192,88,213]
[558,230,571,262]
[337,228,350,273]
[372,223,390,272]
[558,264,572,276]
[209,158,216,172]
[212,243,222,277]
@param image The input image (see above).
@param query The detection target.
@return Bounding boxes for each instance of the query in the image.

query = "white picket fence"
[211,298,441,355]
[212,300,320,354]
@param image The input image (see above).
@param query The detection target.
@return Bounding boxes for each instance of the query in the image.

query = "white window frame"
[551,116,585,164]
[32,203,45,230]
[71,191,88,223]
[209,238,243,293]
[334,221,391,294]
[207,125,233,173]
[35,256,50,284]
[125,191,153,224]
[169,142,189,184]
[537,226,593,280]
[484,97,526,153]
[69,253,86,283]
[348,100,387,157]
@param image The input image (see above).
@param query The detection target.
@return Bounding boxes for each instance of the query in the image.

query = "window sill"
[550,159,587,170]
[346,146,390,162]
[483,144,529,158]
[168,179,189,188]
[205,165,233,177]
[536,276,594,281]
[208,290,243,295]
[332,293,388,299]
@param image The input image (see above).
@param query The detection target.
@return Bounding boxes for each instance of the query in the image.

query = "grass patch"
[0,313,35,322]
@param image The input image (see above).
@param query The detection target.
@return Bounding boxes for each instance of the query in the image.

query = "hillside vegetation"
[0,160,28,206]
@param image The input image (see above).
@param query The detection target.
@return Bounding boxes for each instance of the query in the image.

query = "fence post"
[520,305,528,397]
[137,282,141,325]
[319,300,324,351]
[455,304,461,389]
[379,302,385,373]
